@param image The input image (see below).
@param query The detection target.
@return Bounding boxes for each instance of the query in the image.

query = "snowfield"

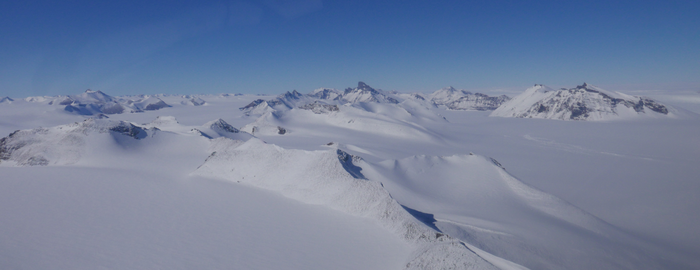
[1,83,699,269]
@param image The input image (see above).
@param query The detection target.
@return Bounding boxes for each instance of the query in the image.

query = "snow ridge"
[192,138,501,270]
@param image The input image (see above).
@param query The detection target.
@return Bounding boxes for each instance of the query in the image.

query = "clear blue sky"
[1,0,698,97]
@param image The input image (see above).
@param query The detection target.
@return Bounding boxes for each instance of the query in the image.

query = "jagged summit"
[491,83,671,120]
[241,82,401,115]
[280,90,303,101]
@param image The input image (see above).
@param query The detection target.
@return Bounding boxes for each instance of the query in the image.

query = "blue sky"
[1,0,698,97]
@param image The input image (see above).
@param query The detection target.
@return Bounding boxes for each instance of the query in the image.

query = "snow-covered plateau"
[1,82,699,269]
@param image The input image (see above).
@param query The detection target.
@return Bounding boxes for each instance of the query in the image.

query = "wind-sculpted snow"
[192,138,501,270]
[491,83,673,120]
[363,154,667,270]
[0,119,154,166]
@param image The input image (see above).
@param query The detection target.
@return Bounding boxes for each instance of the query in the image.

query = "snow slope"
[0,119,512,269]
[193,138,504,269]
[1,83,699,269]
[363,154,668,270]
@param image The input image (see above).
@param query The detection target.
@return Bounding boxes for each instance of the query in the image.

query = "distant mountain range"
[3,82,678,121]
[239,81,511,117]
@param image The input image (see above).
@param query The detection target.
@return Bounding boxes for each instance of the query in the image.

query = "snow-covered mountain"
[491,83,672,120]
[1,115,684,269]
[0,96,13,104]
[0,117,250,166]
[194,138,505,269]
[308,88,342,100]
[430,86,511,110]
[240,82,399,115]
[29,89,172,115]
[239,90,307,116]
[1,84,699,270]
[341,81,400,104]
[0,119,154,166]
[364,154,664,270]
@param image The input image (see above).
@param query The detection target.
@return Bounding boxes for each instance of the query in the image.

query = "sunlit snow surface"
[1,88,699,269]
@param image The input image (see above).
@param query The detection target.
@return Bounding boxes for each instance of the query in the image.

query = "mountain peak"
[492,83,671,120]
[84,89,103,94]
[357,81,373,91]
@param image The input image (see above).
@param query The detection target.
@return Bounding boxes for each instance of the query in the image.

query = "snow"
[362,154,668,270]
[430,86,510,110]
[0,167,414,270]
[1,83,700,269]
[491,83,675,120]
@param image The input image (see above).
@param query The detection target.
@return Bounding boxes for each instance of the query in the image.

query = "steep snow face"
[491,83,672,120]
[192,138,501,270]
[341,82,400,104]
[431,87,511,110]
[0,119,153,166]
[363,154,666,270]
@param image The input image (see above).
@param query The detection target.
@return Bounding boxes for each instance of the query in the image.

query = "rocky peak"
[357,81,372,91]
[209,119,239,133]
[281,90,303,100]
